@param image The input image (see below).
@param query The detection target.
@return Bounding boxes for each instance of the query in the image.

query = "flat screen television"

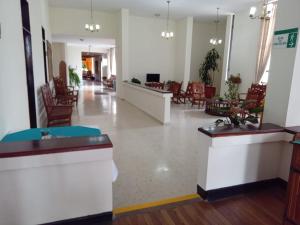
[146,74,160,82]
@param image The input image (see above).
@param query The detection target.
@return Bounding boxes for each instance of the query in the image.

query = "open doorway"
[82,52,102,81]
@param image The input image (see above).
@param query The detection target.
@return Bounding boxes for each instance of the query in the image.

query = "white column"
[264,0,300,127]
[116,8,129,98]
[175,17,193,90]
[220,15,234,96]
[183,17,193,90]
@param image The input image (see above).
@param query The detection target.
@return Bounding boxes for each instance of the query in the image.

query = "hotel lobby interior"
[0,0,300,224]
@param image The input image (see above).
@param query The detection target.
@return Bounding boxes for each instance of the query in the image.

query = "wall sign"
[273,28,298,48]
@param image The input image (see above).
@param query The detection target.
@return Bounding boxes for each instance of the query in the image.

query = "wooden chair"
[41,84,73,127]
[168,82,182,104]
[53,77,78,105]
[103,75,116,89]
[145,82,165,90]
[232,84,267,119]
[191,82,206,108]
[179,82,193,104]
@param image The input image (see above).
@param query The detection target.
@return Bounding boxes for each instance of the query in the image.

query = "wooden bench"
[41,84,73,127]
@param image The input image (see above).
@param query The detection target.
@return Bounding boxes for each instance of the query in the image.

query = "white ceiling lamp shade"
[85,0,101,32]
[249,0,277,20]
[209,8,222,46]
[161,1,174,40]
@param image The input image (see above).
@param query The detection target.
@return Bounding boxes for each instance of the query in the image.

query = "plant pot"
[205,86,216,99]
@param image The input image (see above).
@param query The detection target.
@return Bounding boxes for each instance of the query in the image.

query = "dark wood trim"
[41,211,112,225]
[123,81,172,94]
[21,0,37,128]
[42,27,48,83]
[197,178,287,202]
[198,123,284,138]
[0,135,113,158]
[285,126,300,135]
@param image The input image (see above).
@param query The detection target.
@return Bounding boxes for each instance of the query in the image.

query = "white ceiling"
[48,0,260,20]
[52,34,116,48]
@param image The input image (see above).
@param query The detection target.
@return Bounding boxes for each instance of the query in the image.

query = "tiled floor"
[72,82,218,208]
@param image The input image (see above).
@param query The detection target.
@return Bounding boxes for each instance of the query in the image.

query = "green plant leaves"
[68,67,80,87]
[199,48,220,85]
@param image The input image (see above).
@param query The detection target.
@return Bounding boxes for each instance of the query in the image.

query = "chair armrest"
[53,105,73,109]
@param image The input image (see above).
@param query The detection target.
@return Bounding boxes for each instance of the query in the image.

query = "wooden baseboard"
[41,211,112,225]
[197,178,288,202]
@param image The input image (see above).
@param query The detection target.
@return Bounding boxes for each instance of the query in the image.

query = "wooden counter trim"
[123,81,172,94]
[285,126,300,135]
[0,135,113,158]
[198,123,285,138]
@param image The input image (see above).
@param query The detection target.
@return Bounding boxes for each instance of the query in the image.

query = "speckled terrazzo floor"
[72,82,218,208]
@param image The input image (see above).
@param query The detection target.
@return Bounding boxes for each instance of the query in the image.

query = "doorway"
[82,52,102,82]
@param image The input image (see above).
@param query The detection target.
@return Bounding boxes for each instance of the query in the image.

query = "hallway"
[72,82,217,208]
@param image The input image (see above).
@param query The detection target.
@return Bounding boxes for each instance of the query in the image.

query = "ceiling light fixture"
[210,8,222,46]
[249,0,277,20]
[85,0,100,32]
[161,1,174,40]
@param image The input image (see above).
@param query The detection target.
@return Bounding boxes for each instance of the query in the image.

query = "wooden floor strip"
[113,186,286,225]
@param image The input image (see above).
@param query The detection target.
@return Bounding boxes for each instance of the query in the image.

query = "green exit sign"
[273,28,298,49]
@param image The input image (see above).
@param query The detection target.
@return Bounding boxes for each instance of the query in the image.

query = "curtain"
[255,3,277,83]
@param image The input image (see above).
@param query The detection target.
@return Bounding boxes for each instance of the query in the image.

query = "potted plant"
[68,66,80,87]
[131,77,141,84]
[199,48,220,98]
[224,74,242,100]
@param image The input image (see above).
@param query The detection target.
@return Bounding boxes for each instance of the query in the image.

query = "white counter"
[122,82,173,124]
[0,136,114,225]
[197,124,293,194]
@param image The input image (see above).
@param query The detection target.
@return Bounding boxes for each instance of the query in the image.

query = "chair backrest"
[53,77,68,96]
[146,82,165,90]
[245,85,266,109]
[185,82,193,95]
[169,82,182,95]
[59,60,67,84]
[191,82,205,98]
[41,84,55,114]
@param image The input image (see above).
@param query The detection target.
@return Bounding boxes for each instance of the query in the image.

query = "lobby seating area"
[1,0,300,224]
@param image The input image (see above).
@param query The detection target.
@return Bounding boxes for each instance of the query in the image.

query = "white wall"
[52,43,66,77]
[190,20,226,95]
[229,6,261,93]
[50,7,118,39]
[264,0,300,127]
[0,0,52,135]
[0,0,30,138]
[28,0,52,127]
[128,15,176,84]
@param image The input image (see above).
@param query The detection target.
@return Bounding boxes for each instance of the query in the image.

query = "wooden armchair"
[179,82,193,104]
[41,84,73,127]
[191,82,206,108]
[168,82,182,104]
[53,77,78,105]
[232,84,266,119]
[103,75,116,89]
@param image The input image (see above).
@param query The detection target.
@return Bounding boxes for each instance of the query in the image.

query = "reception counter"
[0,134,114,225]
[122,81,173,124]
[197,123,293,201]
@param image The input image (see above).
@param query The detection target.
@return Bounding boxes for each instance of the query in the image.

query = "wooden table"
[205,98,233,116]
